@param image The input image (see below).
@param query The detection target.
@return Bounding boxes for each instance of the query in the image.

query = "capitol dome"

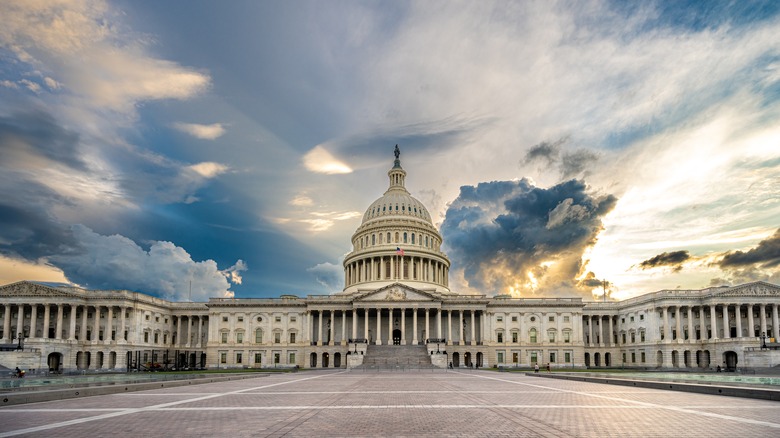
[341,146,451,295]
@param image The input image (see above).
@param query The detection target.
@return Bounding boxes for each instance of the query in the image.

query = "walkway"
[1,369,779,437]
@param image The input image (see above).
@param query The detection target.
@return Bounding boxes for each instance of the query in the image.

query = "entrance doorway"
[605,352,611,367]
[724,351,738,371]
[452,352,460,367]
[392,329,401,345]
[47,352,62,372]
[334,352,342,368]
[464,352,472,367]
[322,352,330,367]
[476,352,483,367]
[310,352,317,367]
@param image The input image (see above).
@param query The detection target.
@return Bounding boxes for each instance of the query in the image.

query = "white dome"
[362,191,432,225]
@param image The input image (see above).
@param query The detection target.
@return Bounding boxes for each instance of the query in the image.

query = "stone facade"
[1,149,778,372]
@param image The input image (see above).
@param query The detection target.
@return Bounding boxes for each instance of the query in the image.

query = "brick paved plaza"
[1,370,779,437]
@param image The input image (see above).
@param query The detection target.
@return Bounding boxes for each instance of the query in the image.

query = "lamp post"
[760,332,767,350]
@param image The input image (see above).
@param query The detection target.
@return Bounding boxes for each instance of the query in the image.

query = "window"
[622,333,626,343]
[144,332,149,343]
[164,318,168,324]
[621,318,625,324]
[236,353,243,364]
[275,316,281,322]
[564,331,571,343]
[632,352,636,363]
[641,352,646,362]
[622,352,627,362]
[274,332,281,343]
[497,332,504,343]
[155,316,160,322]
[257,316,263,322]
[511,316,517,322]
[221,332,228,344]
[238,316,244,322]
[640,314,644,321]
[630,316,635,322]
[496,316,503,322]
[497,351,504,363]
[640,331,645,342]
[154,333,159,343]
[564,316,570,323]
[548,331,555,342]
[220,352,227,364]
[530,316,536,322]
[99,330,104,341]
[631,332,635,343]
[549,316,555,322]
[289,332,296,343]
[145,315,150,321]
[254,353,262,364]
[530,328,537,343]
[236,332,243,343]
[163,334,167,344]
[289,352,296,364]
[274,353,280,364]
[255,329,263,343]
[222,316,228,322]
[290,316,297,322]
[530,351,538,364]
[512,332,518,343]
[549,352,556,363]
[564,352,571,363]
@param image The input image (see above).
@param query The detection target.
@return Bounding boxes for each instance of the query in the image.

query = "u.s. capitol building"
[1,149,779,373]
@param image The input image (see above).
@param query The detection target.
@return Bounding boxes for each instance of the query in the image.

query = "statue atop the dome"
[393,144,401,168]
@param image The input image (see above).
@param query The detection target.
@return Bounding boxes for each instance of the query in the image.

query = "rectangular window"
[672,329,676,340]
[111,330,116,341]
[512,352,518,363]
[496,316,503,322]
[530,351,538,364]
[630,316,634,322]
[511,316,517,322]
[274,353,281,364]
[288,352,296,364]
[640,314,644,321]
[220,352,227,364]
[289,333,296,343]
[274,332,281,343]
[548,316,554,322]
[290,316,297,322]
[254,353,262,364]
[622,352,627,363]
[564,316,570,323]
[144,332,149,343]
[255,331,263,343]
[221,332,228,343]
[154,333,159,343]
[640,332,645,342]
[236,353,243,364]
[549,352,556,363]
[622,333,626,343]
[632,352,636,363]
[497,351,504,363]
[236,332,243,343]
[275,316,281,322]
[530,331,537,343]
[163,334,167,344]
[631,333,635,343]
[237,316,244,322]
[641,352,646,362]
[145,315,150,321]
[548,332,555,342]
[564,332,570,343]
[222,316,228,322]
[155,316,159,322]
[99,330,104,341]
[497,332,504,343]
[512,332,518,343]
[564,352,571,363]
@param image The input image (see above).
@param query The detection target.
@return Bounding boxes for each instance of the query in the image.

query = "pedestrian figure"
[534,363,539,373]
[546,363,551,373]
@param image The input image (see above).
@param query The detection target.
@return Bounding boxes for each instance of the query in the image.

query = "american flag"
[396,247,404,256]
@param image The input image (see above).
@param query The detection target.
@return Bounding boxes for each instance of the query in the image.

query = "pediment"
[0,281,80,298]
[712,281,780,298]
[354,283,440,303]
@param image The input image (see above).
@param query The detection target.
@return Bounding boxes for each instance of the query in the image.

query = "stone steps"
[361,344,433,367]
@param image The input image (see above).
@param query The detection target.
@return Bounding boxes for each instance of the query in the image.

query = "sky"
[0,0,779,302]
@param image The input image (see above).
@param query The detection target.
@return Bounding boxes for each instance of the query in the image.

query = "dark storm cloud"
[521,138,599,179]
[719,228,780,269]
[638,250,691,272]
[0,110,86,171]
[441,178,617,296]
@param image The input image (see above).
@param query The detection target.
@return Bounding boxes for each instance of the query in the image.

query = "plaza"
[1,370,779,437]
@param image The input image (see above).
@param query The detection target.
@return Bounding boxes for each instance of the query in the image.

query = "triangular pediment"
[0,281,81,298]
[712,281,780,298]
[353,283,441,303]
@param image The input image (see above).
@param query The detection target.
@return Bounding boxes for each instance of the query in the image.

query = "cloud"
[441,178,617,297]
[307,261,343,291]
[718,228,780,269]
[290,194,314,206]
[303,145,353,174]
[188,162,230,178]
[638,250,692,272]
[173,122,226,140]
[47,225,243,301]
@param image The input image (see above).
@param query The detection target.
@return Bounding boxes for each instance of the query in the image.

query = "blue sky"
[0,1,778,301]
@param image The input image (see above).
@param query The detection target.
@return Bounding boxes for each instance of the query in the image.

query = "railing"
[426,338,445,344]
[348,338,368,343]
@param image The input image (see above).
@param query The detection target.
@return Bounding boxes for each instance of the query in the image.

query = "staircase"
[357,344,434,369]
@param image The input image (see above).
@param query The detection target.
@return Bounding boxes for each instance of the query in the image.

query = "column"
[317,310,323,346]
[376,308,382,345]
[709,304,718,339]
[387,308,393,344]
[662,307,670,342]
[436,309,442,339]
[352,309,357,339]
[176,315,182,346]
[42,304,51,339]
[687,307,694,341]
[773,304,779,341]
[674,306,682,342]
[79,305,88,341]
[106,306,113,341]
[412,308,418,345]
[608,316,614,346]
[587,316,593,346]
[68,304,76,341]
[470,310,475,345]
[16,305,24,339]
[598,315,604,346]
[198,316,204,347]
[119,307,126,342]
[328,310,335,345]
[307,312,313,342]
[28,305,37,338]
[390,257,395,280]
[341,310,347,345]
[364,309,369,341]
[2,305,10,342]
[92,306,100,342]
[401,309,406,345]
[447,310,452,345]
[186,315,192,347]
[54,304,65,339]
[425,308,430,342]
[747,304,755,338]
[760,304,767,337]
[735,305,743,338]
[722,305,730,339]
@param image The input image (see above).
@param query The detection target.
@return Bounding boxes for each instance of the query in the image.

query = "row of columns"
[345,255,449,287]
[658,303,780,342]
[308,308,480,346]
[0,303,207,348]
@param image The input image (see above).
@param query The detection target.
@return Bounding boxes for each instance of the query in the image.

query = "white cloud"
[43,76,60,90]
[49,225,243,301]
[306,261,343,291]
[303,145,352,174]
[19,79,41,93]
[0,80,19,89]
[290,194,314,206]
[173,122,226,140]
[189,162,230,178]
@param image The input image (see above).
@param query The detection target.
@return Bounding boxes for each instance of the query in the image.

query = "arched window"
[387,232,391,243]
[529,328,537,343]
[372,234,376,245]
[403,232,407,243]
[395,232,399,242]
[411,233,415,244]
[425,236,429,247]
[255,328,263,343]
